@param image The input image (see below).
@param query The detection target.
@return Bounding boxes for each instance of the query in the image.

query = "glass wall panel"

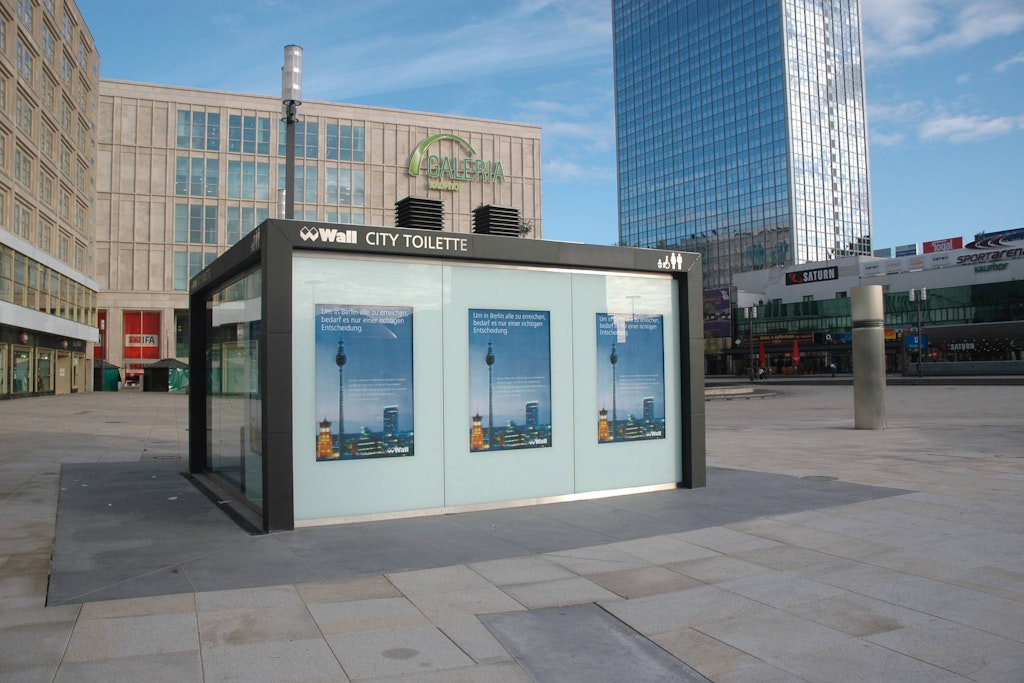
[206,266,263,509]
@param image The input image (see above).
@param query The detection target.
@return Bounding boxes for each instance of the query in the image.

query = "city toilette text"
[301,226,467,253]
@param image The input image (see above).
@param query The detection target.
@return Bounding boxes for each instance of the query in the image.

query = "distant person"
[830,362,836,377]
[757,367,766,380]
[748,366,755,382]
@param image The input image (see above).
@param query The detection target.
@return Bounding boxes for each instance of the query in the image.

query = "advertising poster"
[596,313,666,443]
[314,304,414,461]
[703,288,732,338]
[468,309,552,452]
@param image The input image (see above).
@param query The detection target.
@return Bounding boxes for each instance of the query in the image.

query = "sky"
[76,0,1023,252]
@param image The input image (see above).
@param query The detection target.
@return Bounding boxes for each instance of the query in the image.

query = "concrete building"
[726,229,1024,376]
[0,0,99,399]
[94,81,542,383]
[613,0,872,290]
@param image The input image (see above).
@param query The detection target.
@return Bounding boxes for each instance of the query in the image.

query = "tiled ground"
[1,384,1022,682]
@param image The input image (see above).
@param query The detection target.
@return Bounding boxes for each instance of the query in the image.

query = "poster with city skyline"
[468,309,552,452]
[596,313,666,443]
[314,304,414,461]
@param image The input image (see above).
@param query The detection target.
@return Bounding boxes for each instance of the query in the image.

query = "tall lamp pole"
[281,45,303,220]
[909,287,927,377]
[747,306,757,376]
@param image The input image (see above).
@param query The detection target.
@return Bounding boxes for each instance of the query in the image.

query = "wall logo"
[408,133,505,191]
[657,253,685,270]
[300,226,358,244]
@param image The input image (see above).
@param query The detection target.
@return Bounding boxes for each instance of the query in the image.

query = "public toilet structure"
[188,220,706,531]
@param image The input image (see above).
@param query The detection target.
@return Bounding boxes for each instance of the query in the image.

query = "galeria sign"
[408,133,505,191]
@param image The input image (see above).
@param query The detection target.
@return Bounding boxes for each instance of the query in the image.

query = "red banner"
[922,237,963,253]
[123,311,161,360]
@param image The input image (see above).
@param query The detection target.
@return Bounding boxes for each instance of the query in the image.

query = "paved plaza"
[1,382,1022,681]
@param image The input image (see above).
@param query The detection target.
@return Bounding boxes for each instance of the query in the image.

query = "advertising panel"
[468,309,552,452]
[923,237,963,253]
[596,313,666,443]
[702,288,732,338]
[895,243,918,257]
[314,304,414,461]
[785,266,838,285]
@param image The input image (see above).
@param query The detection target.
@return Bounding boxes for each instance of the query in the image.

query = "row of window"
[176,111,366,162]
[0,188,85,265]
[171,202,366,252]
[0,242,95,325]
[174,159,366,206]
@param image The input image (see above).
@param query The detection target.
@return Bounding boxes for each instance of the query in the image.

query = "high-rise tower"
[613,0,872,290]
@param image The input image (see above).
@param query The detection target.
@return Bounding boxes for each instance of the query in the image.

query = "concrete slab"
[481,603,710,682]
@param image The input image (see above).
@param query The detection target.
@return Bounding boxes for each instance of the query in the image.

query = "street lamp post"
[909,287,927,377]
[281,45,303,220]
[747,306,757,377]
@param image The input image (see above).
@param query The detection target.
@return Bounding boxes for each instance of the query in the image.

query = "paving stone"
[326,625,474,679]
[198,604,322,648]
[498,576,621,609]
[469,555,577,586]
[772,637,970,682]
[587,565,706,599]
[481,603,709,683]
[296,575,402,604]
[866,618,1024,679]
[308,596,430,636]
[696,603,852,661]
[63,612,199,662]
[201,638,348,683]
[53,651,203,683]
[649,627,761,678]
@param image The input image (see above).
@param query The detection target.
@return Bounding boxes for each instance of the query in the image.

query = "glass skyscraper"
[613,0,871,290]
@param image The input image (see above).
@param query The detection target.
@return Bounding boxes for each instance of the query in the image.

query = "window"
[58,232,69,262]
[0,74,6,113]
[74,242,84,270]
[13,202,30,240]
[228,114,271,154]
[61,14,71,43]
[325,168,365,206]
[60,145,71,175]
[0,17,5,53]
[278,164,318,202]
[174,203,218,244]
[326,123,365,162]
[16,41,33,81]
[173,250,216,290]
[61,54,72,84]
[279,120,318,158]
[37,220,51,251]
[74,203,84,230]
[38,170,53,205]
[40,75,55,110]
[174,157,218,197]
[41,24,54,62]
[227,160,269,200]
[14,148,31,186]
[58,187,69,219]
[16,0,32,30]
[226,206,268,244]
[16,95,32,135]
[175,110,220,150]
[39,124,54,159]
[77,41,88,69]
[0,131,6,169]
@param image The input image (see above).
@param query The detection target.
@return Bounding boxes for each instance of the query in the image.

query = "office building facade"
[95,81,542,382]
[613,0,872,290]
[0,0,99,398]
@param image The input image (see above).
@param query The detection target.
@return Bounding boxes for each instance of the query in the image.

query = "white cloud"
[868,100,927,123]
[994,51,1024,72]
[870,130,906,146]
[920,114,1024,142]
[955,73,971,84]
[862,0,1024,61]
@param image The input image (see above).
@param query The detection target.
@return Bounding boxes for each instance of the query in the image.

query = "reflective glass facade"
[613,0,871,289]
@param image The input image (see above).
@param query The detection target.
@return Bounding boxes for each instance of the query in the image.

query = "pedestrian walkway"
[1,385,1022,681]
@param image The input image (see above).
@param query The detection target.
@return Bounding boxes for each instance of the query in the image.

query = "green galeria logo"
[408,133,505,191]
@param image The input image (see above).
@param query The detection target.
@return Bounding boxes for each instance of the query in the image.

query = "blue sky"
[77,0,1023,251]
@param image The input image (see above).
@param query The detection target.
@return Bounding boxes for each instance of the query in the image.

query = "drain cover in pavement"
[480,603,709,683]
